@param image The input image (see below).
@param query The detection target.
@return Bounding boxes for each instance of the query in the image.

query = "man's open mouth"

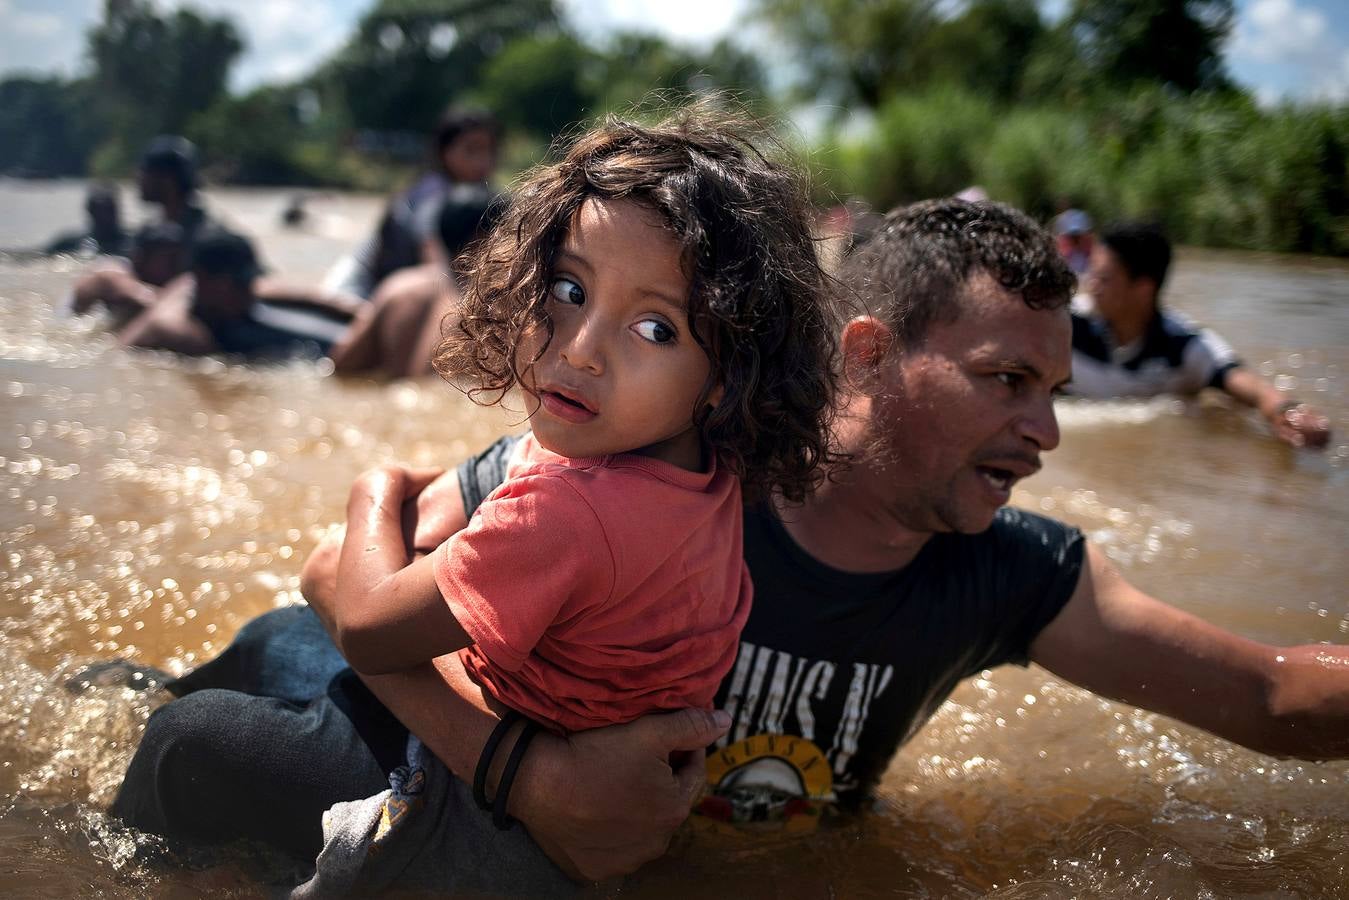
[976,466,1016,491]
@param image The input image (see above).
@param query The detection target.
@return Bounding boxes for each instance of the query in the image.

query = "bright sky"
[0,0,1345,105]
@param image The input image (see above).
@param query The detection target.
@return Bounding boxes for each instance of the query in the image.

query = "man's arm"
[300,467,728,881]
[1031,543,1349,759]
[118,292,218,356]
[352,651,726,883]
[1220,366,1331,449]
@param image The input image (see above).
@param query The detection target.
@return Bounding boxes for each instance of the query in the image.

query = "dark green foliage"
[0,77,102,176]
[920,0,1046,101]
[86,0,243,169]
[825,87,1349,256]
[323,0,561,135]
[471,32,596,139]
[751,0,942,109]
[583,33,770,116]
[1062,0,1234,93]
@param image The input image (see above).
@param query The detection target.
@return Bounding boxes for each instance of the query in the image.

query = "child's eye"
[633,319,676,344]
[548,277,585,306]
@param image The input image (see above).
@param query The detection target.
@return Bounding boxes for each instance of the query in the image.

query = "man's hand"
[1267,401,1331,449]
[1033,544,1349,759]
[1223,367,1331,449]
[509,708,732,882]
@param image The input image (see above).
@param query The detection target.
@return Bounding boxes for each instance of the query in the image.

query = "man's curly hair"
[841,198,1077,344]
[434,102,839,503]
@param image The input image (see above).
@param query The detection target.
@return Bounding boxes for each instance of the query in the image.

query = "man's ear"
[1132,275,1159,309]
[840,315,895,391]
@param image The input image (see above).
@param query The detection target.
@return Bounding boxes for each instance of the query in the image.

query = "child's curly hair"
[434,101,838,503]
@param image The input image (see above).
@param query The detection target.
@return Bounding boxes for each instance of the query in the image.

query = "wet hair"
[435,103,839,503]
[140,135,199,194]
[841,198,1077,345]
[85,184,119,217]
[191,228,264,286]
[433,108,500,163]
[1101,221,1172,292]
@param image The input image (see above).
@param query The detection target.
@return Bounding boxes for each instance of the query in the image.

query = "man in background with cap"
[1053,207,1094,275]
[119,228,356,359]
[1068,221,1330,448]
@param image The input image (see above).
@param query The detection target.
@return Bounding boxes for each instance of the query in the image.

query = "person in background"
[323,108,500,301]
[136,135,210,269]
[328,183,504,378]
[1068,221,1331,448]
[68,136,214,316]
[118,229,356,359]
[1053,207,1094,275]
[43,184,129,257]
[64,222,185,327]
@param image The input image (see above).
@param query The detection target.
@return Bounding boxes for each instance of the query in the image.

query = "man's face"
[865,273,1071,534]
[138,169,172,204]
[1085,244,1151,322]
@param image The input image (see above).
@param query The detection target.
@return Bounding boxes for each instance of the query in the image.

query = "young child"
[327,106,838,740]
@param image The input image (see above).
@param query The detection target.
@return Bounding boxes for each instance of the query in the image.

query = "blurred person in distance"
[64,222,185,327]
[43,184,129,258]
[66,136,217,318]
[1066,221,1331,448]
[1053,207,1094,275]
[329,183,505,379]
[118,228,360,359]
[322,108,501,301]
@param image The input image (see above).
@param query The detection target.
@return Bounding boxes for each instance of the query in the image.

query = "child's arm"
[334,465,474,674]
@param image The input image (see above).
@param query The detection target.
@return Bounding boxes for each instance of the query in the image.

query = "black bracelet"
[472,709,522,813]
[492,719,541,830]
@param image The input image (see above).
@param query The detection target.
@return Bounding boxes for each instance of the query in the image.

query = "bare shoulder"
[372,263,443,306]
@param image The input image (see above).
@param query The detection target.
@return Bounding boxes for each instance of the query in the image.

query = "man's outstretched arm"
[1220,366,1331,449]
[1031,543,1349,759]
[301,470,727,881]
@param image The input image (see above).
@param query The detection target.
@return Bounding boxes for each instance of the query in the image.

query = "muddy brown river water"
[1,181,1346,898]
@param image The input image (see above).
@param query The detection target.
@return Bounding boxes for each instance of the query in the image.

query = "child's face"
[520,198,715,470]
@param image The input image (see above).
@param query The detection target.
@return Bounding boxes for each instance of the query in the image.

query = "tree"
[87,0,243,144]
[921,0,1046,101]
[0,77,102,177]
[1061,0,1234,93]
[323,0,562,136]
[750,0,941,109]
[472,32,597,141]
[583,33,770,115]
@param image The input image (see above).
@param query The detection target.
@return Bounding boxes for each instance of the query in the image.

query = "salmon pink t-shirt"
[433,433,751,733]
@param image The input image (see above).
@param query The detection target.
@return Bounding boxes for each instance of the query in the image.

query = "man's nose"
[1019,394,1061,452]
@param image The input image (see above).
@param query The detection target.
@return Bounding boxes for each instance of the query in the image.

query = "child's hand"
[411,469,467,552]
[347,465,445,517]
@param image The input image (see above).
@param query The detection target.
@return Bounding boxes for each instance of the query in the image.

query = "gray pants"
[294,736,576,898]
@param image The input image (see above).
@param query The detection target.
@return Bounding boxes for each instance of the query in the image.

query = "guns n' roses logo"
[694,733,834,833]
